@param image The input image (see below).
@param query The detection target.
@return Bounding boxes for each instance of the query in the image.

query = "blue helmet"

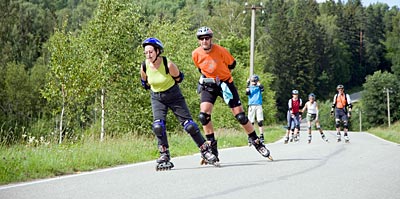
[142,37,164,54]
[250,74,259,82]
[308,93,316,99]
[196,26,213,39]
[292,90,299,95]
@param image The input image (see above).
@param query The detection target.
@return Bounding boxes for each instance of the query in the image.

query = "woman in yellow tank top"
[140,37,218,170]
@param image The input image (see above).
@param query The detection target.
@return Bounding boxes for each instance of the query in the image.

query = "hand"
[348,112,351,118]
[330,111,334,117]
[141,79,150,90]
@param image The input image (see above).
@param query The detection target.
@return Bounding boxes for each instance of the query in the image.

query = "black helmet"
[142,37,164,54]
[196,26,213,39]
[250,74,259,82]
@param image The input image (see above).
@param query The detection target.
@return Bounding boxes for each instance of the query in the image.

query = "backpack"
[141,56,169,76]
[333,92,351,108]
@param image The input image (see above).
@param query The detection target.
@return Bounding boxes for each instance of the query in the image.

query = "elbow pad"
[228,60,236,70]
[173,71,184,83]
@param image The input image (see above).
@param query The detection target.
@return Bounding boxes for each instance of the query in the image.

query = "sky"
[317,0,400,7]
[361,0,399,7]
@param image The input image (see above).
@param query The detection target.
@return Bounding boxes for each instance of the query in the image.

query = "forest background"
[1,0,400,146]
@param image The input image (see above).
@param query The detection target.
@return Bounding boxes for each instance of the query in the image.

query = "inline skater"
[192,26,272,161]
[331,85,352,143]
[302,93,329,143]
[140,37,217,170]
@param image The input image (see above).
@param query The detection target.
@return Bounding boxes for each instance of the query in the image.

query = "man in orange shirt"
[192,26,272,162]
[330,84,352,142]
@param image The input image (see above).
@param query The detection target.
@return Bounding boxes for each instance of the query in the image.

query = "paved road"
[1,130,399,199]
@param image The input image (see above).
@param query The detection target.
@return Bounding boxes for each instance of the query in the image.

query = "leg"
[307,120,312,144]
[315,120,328,142]
[256,105,265,142]
[343,117,350,143]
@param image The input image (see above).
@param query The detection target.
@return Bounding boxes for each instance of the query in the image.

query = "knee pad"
[343,121,349,129]
[182,120,200,136]
[152,120,166,137]
[335,119,341,128]
[235,112,249,125]
[257,121,263,127]
[316,125,321,130]
[199,112,211,125]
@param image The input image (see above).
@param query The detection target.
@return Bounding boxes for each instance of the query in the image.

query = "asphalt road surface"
[1,130,399,199]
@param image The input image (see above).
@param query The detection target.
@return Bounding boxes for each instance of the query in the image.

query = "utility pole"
[243,2,264,77]
[383,87,393,127]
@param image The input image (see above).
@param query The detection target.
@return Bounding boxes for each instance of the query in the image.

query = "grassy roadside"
[368,121,400,144]
[0,126,284,185]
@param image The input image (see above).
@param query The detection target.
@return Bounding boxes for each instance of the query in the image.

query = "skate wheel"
[213,162,221,167]
[267,155,274,161]
[200,159,208,165]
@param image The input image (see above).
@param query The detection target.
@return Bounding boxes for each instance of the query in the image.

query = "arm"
[301,102,308,114]
[168,61,184,83]
[258,83,264,92]
[140,62,150,90]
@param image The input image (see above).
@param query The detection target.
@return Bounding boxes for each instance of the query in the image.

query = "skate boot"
[294,134,299,143]
[155,146,174,171]
[200,141,219,167]
[337,132,341,142]
[308,135,312,144]
[260,134,265,144]
[210,140,219,162]
[344,134,350,143]
[284,137,289,144]
[250,137,273,160]
[321,134,329,142]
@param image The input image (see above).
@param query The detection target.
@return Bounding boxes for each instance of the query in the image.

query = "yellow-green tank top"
[146,58,175,92]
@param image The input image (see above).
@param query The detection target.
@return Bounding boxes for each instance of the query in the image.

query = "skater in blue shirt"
[246,75,265,143]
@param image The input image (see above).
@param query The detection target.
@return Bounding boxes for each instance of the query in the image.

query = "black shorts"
[200,81,242,108]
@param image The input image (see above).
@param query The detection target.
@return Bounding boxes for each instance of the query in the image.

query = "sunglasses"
[198,37,211,41]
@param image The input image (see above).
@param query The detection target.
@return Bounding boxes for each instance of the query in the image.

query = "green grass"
[368,121,400,144]
[0,126,284,185]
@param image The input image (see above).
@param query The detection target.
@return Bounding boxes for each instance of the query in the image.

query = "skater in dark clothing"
[140,37,217,170]
[284,90,302,144]
[192,26,272,161]
[330,85,352,142]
